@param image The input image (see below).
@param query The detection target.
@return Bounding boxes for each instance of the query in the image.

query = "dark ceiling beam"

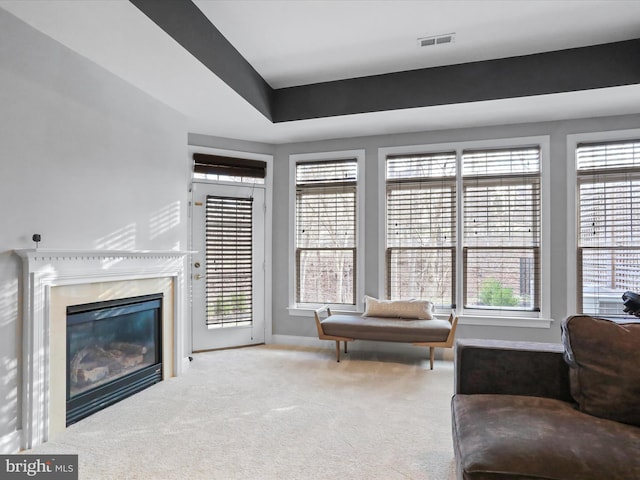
[272,39,640,122]
[130,0,274,120]
[130,1,640,124]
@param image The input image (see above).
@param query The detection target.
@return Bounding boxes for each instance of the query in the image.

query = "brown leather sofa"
[451,316,640,480]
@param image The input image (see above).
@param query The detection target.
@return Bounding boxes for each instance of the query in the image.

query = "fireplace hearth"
[66,294,163,425]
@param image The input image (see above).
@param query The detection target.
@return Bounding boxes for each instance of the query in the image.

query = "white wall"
[0,9,188,452]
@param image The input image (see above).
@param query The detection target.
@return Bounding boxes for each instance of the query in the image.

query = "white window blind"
[295,159,357,305]
[462,147,541,311]
[205,195,253,327]
[385,152,457,307]
[577,140,640,317]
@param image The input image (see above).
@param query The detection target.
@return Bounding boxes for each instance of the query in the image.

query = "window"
[295,159,358,306]
[577,139,640,317]
[385,152,457,307]
[193,153,266,184]
[462,147,540,311]
[383,140,544,317]
[205,196,254,328]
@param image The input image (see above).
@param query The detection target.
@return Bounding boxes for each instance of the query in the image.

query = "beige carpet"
[28,345,457,480]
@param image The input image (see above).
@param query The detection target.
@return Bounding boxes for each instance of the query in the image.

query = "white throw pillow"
[362,296,434,320]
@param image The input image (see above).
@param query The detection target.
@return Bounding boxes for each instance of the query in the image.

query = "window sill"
[458,314,553,328]
[287,306,361,317]
[288,307,553,328]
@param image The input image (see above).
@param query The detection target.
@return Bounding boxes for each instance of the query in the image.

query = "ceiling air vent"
[418,33,455,48]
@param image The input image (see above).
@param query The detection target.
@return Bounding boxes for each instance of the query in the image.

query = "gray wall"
[0,10,188,451]
[270,113,640,344]
[188,133,275,158]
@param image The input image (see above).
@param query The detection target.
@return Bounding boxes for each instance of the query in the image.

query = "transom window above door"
[193,152,266,184]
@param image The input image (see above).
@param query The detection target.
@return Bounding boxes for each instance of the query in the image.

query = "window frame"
[384,150,458,308]
[567,128,640,317]
[379,136,551,328]
[188,144,274,342]
[461,147,542,312]
[288,150,365,314]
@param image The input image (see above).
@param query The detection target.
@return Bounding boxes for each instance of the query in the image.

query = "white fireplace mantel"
[14,249,192,450]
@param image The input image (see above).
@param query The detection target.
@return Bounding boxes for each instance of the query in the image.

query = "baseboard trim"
[270,334,325,349]
[270,334,450,360]
[180,356,192,373]
[0,430,21,454]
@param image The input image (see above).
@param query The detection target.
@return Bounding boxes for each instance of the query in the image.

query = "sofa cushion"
[454,339,572,402]
[320,315,450,343]
[362,295,433,319]
[562,315,640,427]
[452,394,640,480]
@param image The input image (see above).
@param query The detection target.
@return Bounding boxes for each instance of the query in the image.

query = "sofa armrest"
[454,339,573,402]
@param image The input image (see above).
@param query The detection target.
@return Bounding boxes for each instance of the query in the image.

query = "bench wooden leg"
[335,341,341,362]
[429,347,435,370]
[344,341,348,354]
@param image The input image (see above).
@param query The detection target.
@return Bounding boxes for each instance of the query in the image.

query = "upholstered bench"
[313,304,458,369]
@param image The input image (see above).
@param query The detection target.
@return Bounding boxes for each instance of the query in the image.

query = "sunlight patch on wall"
[94,223,137,268]
[94,223,137,251]
[0,356,18,436]
[149,201,181,241]
[0,278,18,328]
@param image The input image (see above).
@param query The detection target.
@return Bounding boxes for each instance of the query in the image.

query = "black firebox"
[66,293,163,426]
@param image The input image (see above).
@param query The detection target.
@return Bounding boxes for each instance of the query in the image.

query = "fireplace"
[66,294,163,426]
[15,249,190,450]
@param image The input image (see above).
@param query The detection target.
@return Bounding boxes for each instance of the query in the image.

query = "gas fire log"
[77,366,109,384]
[70,347,91,384]
[108,342,148,355]
[70,343,148,387]
[121,354,144,368]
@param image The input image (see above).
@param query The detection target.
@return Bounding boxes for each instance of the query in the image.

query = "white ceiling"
[199,0,640,89]
[2,0,640,144]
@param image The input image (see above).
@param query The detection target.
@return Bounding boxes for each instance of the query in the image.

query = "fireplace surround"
[15,249,190,450]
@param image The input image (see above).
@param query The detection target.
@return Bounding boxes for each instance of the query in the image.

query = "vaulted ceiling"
[2,0,640,143]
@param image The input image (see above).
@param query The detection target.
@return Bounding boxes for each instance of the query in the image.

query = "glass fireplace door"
[66,294,162,425]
